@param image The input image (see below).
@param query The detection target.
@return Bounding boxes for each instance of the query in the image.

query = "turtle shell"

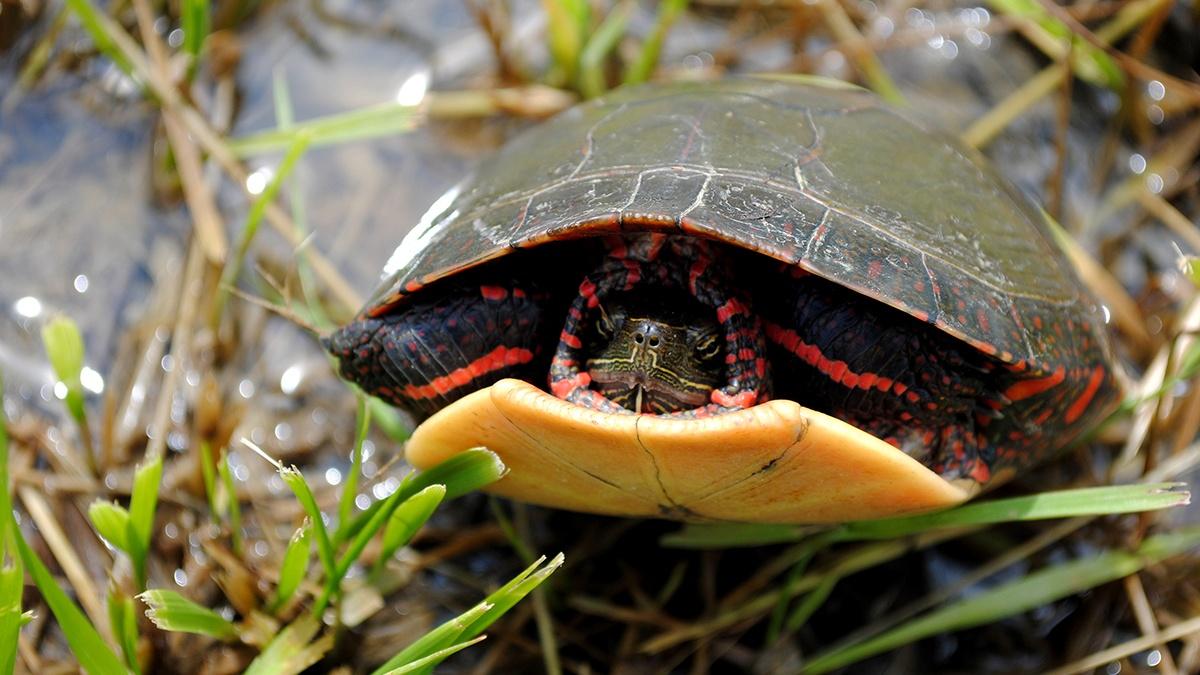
[354,76,1120,520]
[369,77,1103,380]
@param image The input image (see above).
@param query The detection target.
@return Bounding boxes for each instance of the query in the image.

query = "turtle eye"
[634,333,645,344]
[648,336,660,347]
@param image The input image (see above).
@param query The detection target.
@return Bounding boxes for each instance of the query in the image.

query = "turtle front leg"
[326,282,547,418]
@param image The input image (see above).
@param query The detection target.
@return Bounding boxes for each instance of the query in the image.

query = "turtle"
[325,76,1121,523]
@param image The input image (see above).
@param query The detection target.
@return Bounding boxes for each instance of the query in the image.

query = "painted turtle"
[327,77,1120,523]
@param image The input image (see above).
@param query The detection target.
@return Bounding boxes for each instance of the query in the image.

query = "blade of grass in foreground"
[270,520,312,612]
[622,0,688,85]
[0,385,23,675]
[63,0,134,77]
[244,613,333,675]
[340,447,504,557]
[140,590,238,640]
[836,483,1190,541]
[371,553,565,675]
[577,1,632,98]
[803,525,1200,674]
[180,0,210,73]
[662,483,1190,548]
[228,103,420,156]
[12,521,127,675]
[380,636,486,675]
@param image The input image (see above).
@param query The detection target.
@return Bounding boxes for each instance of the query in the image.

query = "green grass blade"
[343,448,503,546]
[127,456,163,588]
[228,103,419,157]
[372,553,564,674]
[986,0,1122,88]
[107,590,141,674]
[62,0,134,77]
[377,485,445,567]
[666,484,1189,548]
[244,613,333,675]
[542,0,589,84]
[180,0,210,69]
[333,480,410,581]
[371,602,493,675]
[270,520,312,612]
[280,467,336,584]
[402,447,507,500]
[12,526,128,675]
[88,501,132,552]
[336,395,370,545]
[623,0,688,85]
[199,441,219,516]
[803,525,1200,674]
[41,315,87,422]
[218,452,243,554]
[783,574,838,634]
[836,483,1190,541]
[460,553,565,642]
[140,590,238,640]
[0,563,21,675]
[0,375,17,675]
[369,397,411,443]
[578,1,632,98]
[213,132,313,325]
[380,636,487,675]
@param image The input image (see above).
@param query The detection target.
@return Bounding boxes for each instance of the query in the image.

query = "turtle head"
[585,298,724,414]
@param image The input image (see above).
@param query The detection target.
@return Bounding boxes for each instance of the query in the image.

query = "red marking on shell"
[480,285,508,301]
[892,382,908,395]
[976,309,990,333]
[401,346,534,400]
[712,390,757,408]
[867,260,883,279]
[1065,366,1107,424]
[1003,366,1065,401]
